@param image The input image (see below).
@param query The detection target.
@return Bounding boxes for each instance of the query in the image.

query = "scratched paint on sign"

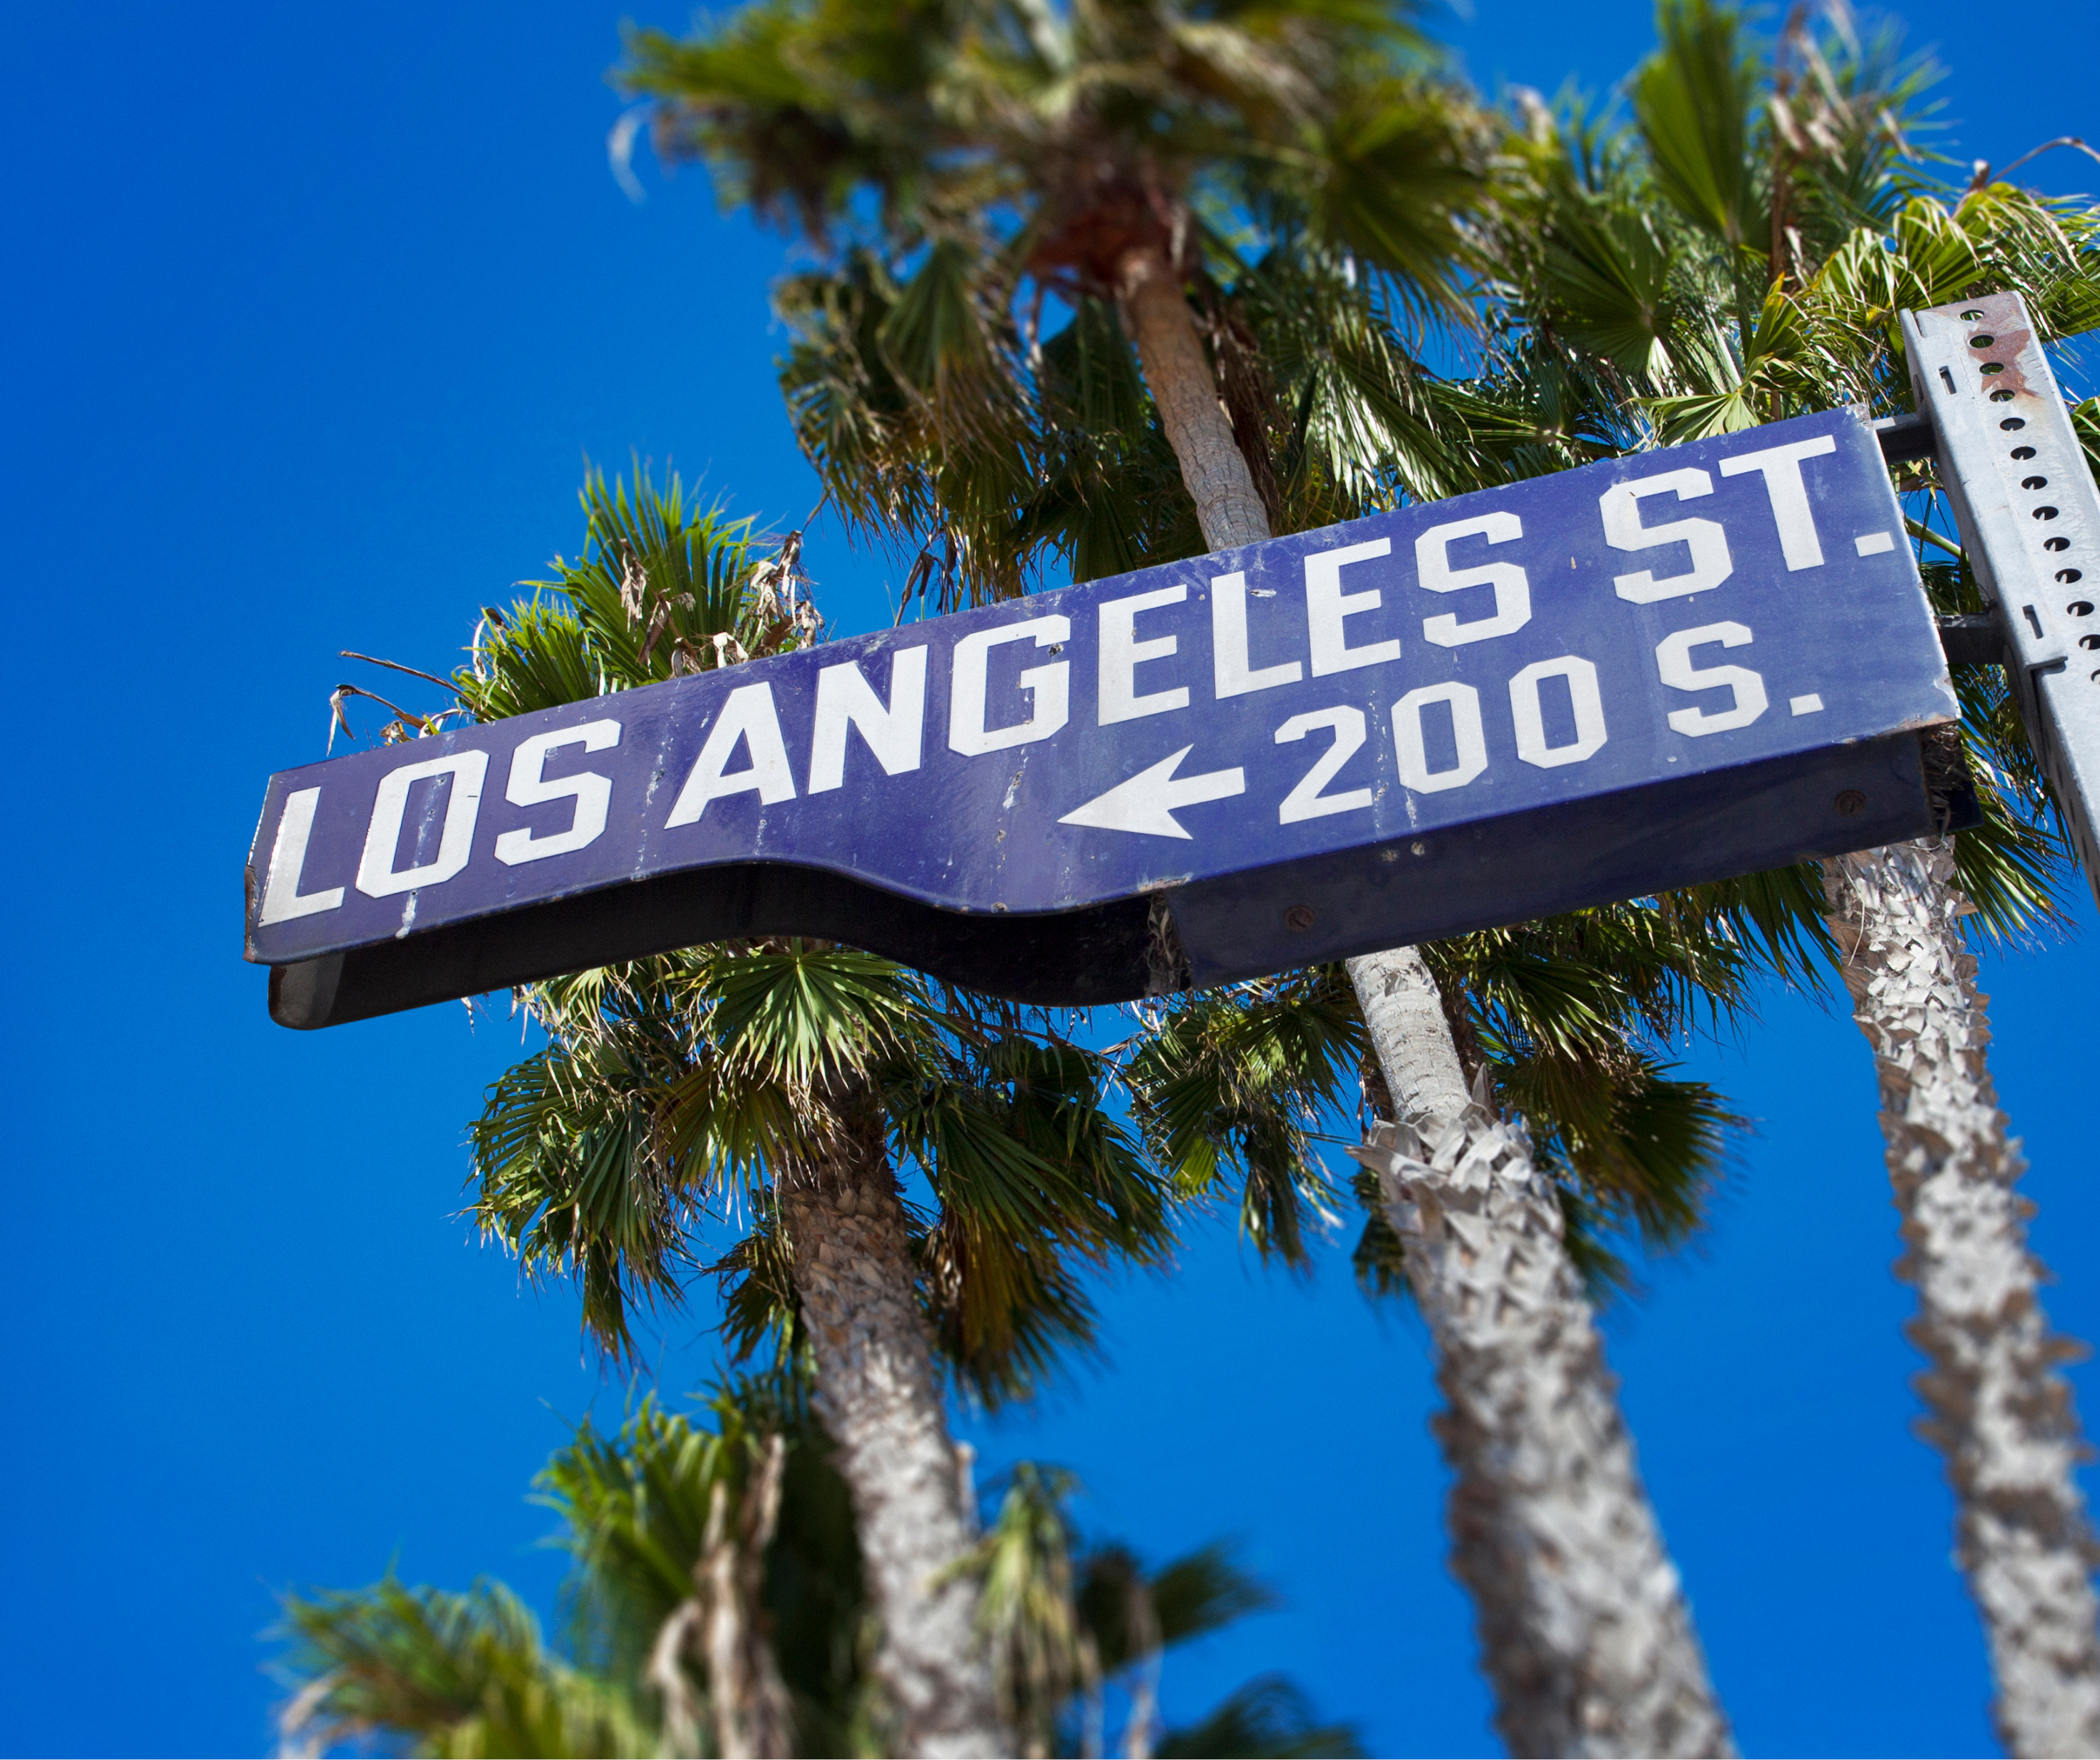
[245,409,1956,1024]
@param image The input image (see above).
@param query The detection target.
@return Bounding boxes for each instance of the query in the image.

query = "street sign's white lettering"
[357,750,489,897]
[495,720,621,865]
[1657,623,1769,736]
[809,647,928,792]
[1603,468,1734,602]
[1211,570,1303,697]
[1416,511,1532,647]
[1275,706,1375,823]
[258,786,345,923]
[1510,657,1608,769]
[249,406,1958,1028]
[665,683,796,824]
[262,413,1918,933]
[1098,585,1191,725]
[1718,434,1838,570]
[1305,538,1401,675]
[1392,681,1488,795]
[948,616,1070,755]
[1056,746,1246,839]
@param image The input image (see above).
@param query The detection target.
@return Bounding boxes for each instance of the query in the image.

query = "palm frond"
[1632,0,1765,257]
[1121,968,1364,1268]
[1155,1674,1366,1759]
[277,1578,649,1759]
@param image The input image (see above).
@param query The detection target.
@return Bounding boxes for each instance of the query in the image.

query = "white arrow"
[1058,745,1247,840]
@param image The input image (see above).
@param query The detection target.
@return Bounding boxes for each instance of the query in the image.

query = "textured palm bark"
[1116,243,1272,555]
[1826,840,2100,1757]
[1347,948,1734,1759]
[646,1443,793,1759]
[778,1084,1006,1758]
[1113,255,1728,1754]
[702,1436,793,1760]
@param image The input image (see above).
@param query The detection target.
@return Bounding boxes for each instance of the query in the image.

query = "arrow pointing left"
[1058,745,1247,840]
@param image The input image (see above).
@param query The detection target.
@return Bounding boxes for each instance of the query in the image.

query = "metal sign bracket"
[1903,292,2100,900]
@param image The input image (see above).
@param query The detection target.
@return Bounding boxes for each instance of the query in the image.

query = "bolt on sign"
[247,407,1958,1028]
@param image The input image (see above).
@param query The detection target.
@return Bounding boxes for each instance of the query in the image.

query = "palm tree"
[1119,923,1758,1758]
[277,1377,1361,1759]
[279,1378,848,1759]
[469,938,1166,1759]
[615,6,1738,1749]
[1467,5,2100,1749]
[355,464,1180,1756]
[966,1461,1363,1759]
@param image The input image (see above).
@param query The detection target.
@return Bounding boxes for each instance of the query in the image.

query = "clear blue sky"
[4,1,2099,1754]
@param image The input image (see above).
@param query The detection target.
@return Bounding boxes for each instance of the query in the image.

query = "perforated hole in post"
[2013,446,2038,459]
[2068,597,2092,614]
[2003,417,2028,430]
[1993,389,2017,402]
[2024,476,2051,490]
[2048,537,2072,552]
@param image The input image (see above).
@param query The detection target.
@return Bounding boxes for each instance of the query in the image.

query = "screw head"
[1283,904,1316,933]
[1834,789,1868,816]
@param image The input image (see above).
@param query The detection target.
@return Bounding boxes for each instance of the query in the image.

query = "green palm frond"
[621,0,1489,610]
[469,1034,700,1360]
[455,463,770,727]
[1121,968,1364,1268]
[1347,1163,1409,1299]
[468,905,1167,1398]
[1080,1541,1279,1675]
[1504,1050,1741,1294]
[711,1197,813,1375]
[878,239,1030,454]
[1294,77,1480,312]
[1632,0,1765,257]
[1535,195,1695,384]
[966,1462,1094,1754]
[282,1386,1353,1759]
[540,1401,738,1676]
[1474,15,2091,954]
[280,1376,875,1760]
[622,0,952,240]
[457,596,605,721]
[1668,862,1836,991]
[535,1378,868,1756]
[1430,899,1752,1065]
[1155,1675,1366,1759]
[956,1461,1347,1757]
[887,1033,1171,1406]
[703,940,937,1093]
[539,1381,871,1756]
[277,1578,650,1759]
[778,249,1041,602]
[915,1202,1102,1408]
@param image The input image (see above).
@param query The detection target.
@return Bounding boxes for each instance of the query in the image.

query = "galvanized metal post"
[1904,292,2100,900]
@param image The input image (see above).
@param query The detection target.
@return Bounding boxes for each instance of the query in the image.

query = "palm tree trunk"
[1116,244,1270,555]
[778,1081,1006,1758]
[1825,839,2100,1757]
[1347,949,1733,1758]
[1118,241,1731,1757]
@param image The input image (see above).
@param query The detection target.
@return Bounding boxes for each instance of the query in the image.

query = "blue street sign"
[247,408,1958,1028]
